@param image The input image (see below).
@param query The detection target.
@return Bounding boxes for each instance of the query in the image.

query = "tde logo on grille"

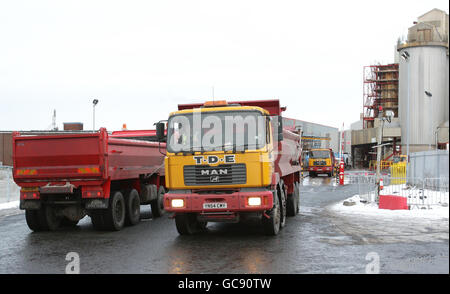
[193,155,235,165]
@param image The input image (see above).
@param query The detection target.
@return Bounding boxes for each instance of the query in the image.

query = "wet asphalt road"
[0,175,448,274]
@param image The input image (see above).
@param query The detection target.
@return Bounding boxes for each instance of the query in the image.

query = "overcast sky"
[0,0,448,132]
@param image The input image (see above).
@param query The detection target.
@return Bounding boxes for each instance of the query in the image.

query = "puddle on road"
[317,235,355,246]
[302,175,338,187]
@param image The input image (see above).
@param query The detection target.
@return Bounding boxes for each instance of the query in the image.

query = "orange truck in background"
[307,148,335,177]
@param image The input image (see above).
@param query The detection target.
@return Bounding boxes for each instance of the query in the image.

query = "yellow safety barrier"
[391,161,406,184]
[381,160,392,170]
[369,160,392,171]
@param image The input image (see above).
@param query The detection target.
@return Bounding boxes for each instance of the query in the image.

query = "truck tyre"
[279,183,287,229]
[151,186,166,218]
[25,209,44,232]
[175,213,200,235]
[310,172,315,178]
[61,217,79,227]
[102,191,126,231]
[287,182,299,217]
[124,189,141,226]
[90,210,105,230]
[262,191,280,236]
[39,205,62,231]
[197,221,208,231]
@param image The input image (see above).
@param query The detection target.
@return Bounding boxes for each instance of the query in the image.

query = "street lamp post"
[376,108,394,196]
[92,99,99,130]
[401,51,410,175]
[376,107,384,189]
[425,91,433,149]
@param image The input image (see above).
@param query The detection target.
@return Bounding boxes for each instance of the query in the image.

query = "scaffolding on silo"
[363,63,399,129]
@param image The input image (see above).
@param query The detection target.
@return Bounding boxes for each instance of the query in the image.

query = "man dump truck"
[157,99,302,236]
[307,148,335,177]
[12,128,166,232]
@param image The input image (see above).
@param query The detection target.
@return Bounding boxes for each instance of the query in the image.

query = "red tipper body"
[13,128,165,201]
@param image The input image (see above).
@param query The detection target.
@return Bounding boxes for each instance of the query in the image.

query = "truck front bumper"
[164,190,274,213]
[308,166,333,172]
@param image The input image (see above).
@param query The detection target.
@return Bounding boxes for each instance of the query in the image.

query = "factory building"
[0,123,84,166]
[351,8,449,169]
[283,117,339,151]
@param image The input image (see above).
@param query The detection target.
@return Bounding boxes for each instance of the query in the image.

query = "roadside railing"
[343,173,449,208]
[381,177,449,209]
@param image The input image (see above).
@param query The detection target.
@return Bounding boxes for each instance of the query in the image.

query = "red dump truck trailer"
[158,99,302,235]
[12,128,166,232]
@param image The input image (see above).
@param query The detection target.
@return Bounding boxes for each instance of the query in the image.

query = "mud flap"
[20,200,41,210]
[85,199,109,209]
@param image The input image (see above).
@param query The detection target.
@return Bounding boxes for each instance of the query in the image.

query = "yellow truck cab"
[308,148,335,177]
[156,99,302,236]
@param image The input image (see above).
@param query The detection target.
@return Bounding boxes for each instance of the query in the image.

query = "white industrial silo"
[397,9,449,153]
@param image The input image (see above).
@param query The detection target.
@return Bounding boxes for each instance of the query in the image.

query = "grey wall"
[408,150,449,187]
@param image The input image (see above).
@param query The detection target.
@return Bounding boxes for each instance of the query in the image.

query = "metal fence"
[380,177,449,209]
[344,174,378,203]
[343,174,449,208]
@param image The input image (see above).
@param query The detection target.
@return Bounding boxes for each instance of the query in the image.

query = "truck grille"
[184,164,247,186]
[314,160,327,166]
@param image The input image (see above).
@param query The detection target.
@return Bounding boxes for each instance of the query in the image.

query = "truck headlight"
[247,196,262,206]
[171,199,184,208]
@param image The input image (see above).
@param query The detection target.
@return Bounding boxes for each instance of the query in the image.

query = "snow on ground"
[0,168,20,205]
[328,185,449,245]
[330,194,449,219]
[0,200,19,210]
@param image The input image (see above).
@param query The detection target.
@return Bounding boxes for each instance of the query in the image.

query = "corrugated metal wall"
[0,133,13,166]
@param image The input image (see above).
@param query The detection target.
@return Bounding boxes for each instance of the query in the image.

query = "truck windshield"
[167,110,266,153]
[310,150,330,158]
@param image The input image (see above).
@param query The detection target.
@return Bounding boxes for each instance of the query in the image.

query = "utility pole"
[376,106,384,189]
[92,99,99,130]
[425,91,433,150]
[401,51,410,176]
[52,109,57,130]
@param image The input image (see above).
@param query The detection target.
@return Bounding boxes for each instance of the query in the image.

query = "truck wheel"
[310,172,315,178]
[90,210,105,230]
[39,205,62,231]
[61,217,79,227]
[175,213,200,235]
[25,209,44,232]
[279,183,287,229]
[197,221,208,231]
[102,191,126,231]
[151,186,166,218]
[125,189,141,226]
[295,182,300,214]
[262,191,280,236]
[287,182,299,217]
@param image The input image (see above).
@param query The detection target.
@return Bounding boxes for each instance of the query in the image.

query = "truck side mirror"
[155,122,166,142]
